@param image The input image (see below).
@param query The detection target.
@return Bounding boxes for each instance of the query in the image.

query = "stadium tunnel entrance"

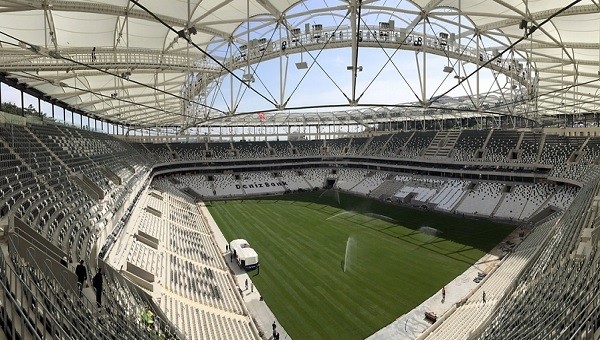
[325,179,336,189]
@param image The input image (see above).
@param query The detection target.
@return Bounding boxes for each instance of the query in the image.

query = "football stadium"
[0,1,599,339]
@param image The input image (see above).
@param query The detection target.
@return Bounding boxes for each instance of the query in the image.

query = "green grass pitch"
[206,190,514,339]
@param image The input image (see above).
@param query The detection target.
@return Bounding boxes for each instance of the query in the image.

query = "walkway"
[368,227,525,339]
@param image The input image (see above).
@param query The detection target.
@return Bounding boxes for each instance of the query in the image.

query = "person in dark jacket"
[92,268,103,307]
[75,260,87,296]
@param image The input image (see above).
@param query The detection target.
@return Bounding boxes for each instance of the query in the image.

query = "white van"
[229,239,259,270]
[236,247,259,270]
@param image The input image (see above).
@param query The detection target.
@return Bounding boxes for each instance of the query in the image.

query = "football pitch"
[206,191,514,340]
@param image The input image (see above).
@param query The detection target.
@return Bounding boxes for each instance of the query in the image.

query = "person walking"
[91,47,97,62]
[75,260,87,296]
[92,268,103,307]
[482,291,486,304]
[442,286,446,301]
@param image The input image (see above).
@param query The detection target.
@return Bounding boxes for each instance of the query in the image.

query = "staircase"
[165,143,178,160]
[570,137,592,163]
[515,131,525,149]
[482,129,494,149]
[536,133,546,163]
[358,136,374,155]
[423,131,461,158]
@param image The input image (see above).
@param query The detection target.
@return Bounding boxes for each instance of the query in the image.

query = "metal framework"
[0,0,598,132]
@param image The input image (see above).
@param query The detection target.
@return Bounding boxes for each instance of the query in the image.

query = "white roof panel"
[52,12,116,47]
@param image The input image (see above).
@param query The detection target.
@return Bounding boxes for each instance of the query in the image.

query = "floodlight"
[295,62,308,69]
[443,66,454,73]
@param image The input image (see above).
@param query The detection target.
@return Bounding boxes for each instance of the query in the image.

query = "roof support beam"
[32,1,231,40]
[350,0,360,105]
[478,3,598,32]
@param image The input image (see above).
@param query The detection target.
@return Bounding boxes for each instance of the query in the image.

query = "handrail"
[2,243,80,339]
[101,264,184,339]
[7,239,93,339]
[470,176,600,338]
[6,236,169,339]
[224,25,531,85]
[0,257,43,340]
[0,47,222,73]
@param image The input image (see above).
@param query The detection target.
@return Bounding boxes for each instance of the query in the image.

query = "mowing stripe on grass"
[207,191,514,339]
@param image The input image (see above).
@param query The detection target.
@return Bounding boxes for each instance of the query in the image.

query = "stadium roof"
[0,0,598,130]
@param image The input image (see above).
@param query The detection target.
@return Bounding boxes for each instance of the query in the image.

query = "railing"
[0,48,222,73]
[1,234,181,339]
[1,241,83,339]
[0,252,42,340]
[7,238,105,339]
[225,25,533,86]
[472,176,600,339]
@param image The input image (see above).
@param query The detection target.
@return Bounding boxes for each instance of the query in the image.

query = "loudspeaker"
[519,19,527,30]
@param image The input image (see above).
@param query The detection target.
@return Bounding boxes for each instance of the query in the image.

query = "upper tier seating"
[580,137,600,165]
[170,142,206,161]
[207,142,234,159]
[290,139,323,156]
[484,130,520,162]
[234,141,270,159]
[517,132,542,164]
[380,132,413,157]
[362,134,389,156]
[452,130,488,162]
[326,137,351,155]
[347,137,369,155]
[399,131,436,158]
[539,135,586,165]
[269,140,293,157]
[142,142,173,163]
